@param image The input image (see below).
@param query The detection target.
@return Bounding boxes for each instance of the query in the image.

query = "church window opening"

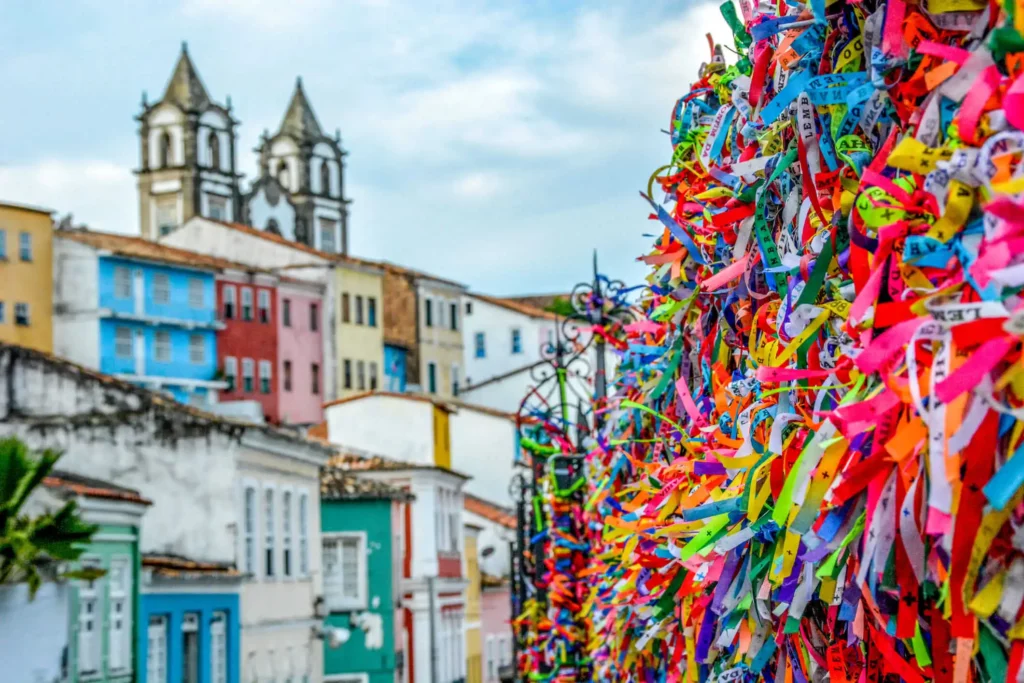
[207,131,221,170]
[320,160,331,197]
[208,195,227,221]
[266,218,280,235]
[277,161,290,190]
[156,197,177,236]
[319,218,337,252]
[159,131,172,168]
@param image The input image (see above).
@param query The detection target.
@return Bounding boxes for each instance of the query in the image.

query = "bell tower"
[136,42,242,240]
[245,77,350,254]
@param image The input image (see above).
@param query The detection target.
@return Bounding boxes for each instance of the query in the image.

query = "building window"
[357,360,366,391]
[211,612,227,683]
[182,613,200,683]
[259,360,272,394]
[18,232,31,261]
[159,131,172,168]
[450,302,458,331]
[241,287,253,321]
[258,289,271,323]
[14,303,29,327]
[277,161,289,189]
[283,298,292,327]
[147,616,167,683]
[427,362,437,394]
[153,273,170,304]
[299,493,309,575]
[77,558,102,675]
[511,328,522,354]
[449,502,459,552]
[115,327,132,358]
[425,298,433,327]
[284,360,293,392]
[475,332,486,358]
[223,285,236,319]
[355,295,364,325]
[189,334,205,364]
[242,358,254,393]
[341,293,350,323]
[156,197,177,236]
[108,555,132,672]
[0,302,7,324]
[264,488,275,577]
[282,491,293,577]
[438,300,446,328]
[368,297,377,327]
[208,195,227,221]
[369,362,378,390]
[466,300,473,315]
[311,363,320,395]
[452,364,459,397]
[208,131,221,170]
[154,330,171,362]
[310,303,319,331]
[320,159,331,196]
[323,533,367,610]
[343,359,352,390]
[487,637,496,680]
[320,218,337,253]
[0,229,6,259]
[224,357,237,393]
[114,266,132,299]
[189,278,204,308]
[243,485,256,574]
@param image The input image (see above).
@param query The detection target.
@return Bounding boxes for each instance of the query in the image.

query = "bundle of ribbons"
[582,0,1024,681]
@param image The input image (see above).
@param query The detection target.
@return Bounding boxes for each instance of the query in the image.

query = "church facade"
[138,44,351,256]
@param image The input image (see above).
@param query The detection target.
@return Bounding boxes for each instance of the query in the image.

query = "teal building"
[320,468,414,683]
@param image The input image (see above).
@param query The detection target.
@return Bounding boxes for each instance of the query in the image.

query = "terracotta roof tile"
[143,553,240,578]
[468,292,558,320]
[43,470,152,506]
[58,229,271,274]
[326,451,471,480]
[464,492,517,529]
[320,467,415,502]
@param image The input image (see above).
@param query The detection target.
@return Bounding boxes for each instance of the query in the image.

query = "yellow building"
[335,259,386,396]
[417,277,467,398]
[0,202,54,352]
[464,523,484,683]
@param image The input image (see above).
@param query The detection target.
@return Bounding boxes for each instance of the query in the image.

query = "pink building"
[277,278,325,425]
[482,584,513,682]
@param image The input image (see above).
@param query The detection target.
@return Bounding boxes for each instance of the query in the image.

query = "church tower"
[245,77,350,254]
[136,43,242,240]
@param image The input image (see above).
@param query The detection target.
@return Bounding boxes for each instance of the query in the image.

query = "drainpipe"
[428,575,439,683]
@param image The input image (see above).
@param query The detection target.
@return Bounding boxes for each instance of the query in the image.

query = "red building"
[216,274,280,423]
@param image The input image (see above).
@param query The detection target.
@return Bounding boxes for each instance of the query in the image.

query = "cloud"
[0,160,135,233]
[452,172,503,200]
[179,0,330,30]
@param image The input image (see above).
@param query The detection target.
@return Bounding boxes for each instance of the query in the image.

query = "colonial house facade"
[216,272,280,422]
[0,201,55,354]
[137,43,242,239]
[52,230,233,406]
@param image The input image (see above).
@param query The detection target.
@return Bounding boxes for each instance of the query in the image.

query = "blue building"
[139,555,241,683]
[53,230,230,405]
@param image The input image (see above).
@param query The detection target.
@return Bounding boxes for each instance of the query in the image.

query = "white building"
[321,393,474,683]
[0,342,334,682]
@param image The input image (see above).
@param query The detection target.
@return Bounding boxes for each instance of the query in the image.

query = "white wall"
[449,408,517,507]
[147,105,184,166]
[52,237,100,369]
[323,396,436,465]
[309,142,338,196]
[270,138,300,192]
[0,351,239,564]
[464,509,514,579]
[0,582,70,683]
[247,186,297,241]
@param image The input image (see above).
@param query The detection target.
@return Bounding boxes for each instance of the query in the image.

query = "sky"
[0,0,729,296]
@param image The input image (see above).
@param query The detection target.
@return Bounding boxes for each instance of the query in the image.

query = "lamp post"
[509,253,635,682]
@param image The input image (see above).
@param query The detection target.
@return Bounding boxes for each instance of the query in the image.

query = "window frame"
[210,611,228,683]
[449,302,458,331]
[259,359,272,394]
[14,302,29,327]
[147,615,168,683]
[283,298,292,327]
[224,357,237,393]
[298,491,310,576]
[368,297,377,327]
[310,302,319,331]
[355,295,364,325]
[369,362,378,391]
[241,287,254,321]
[77,556,103,676]
[242,358,255,393]
[357,360,366,391]
[154,330,172,363]
[311,363,320,395]
[283,360,293,392]
[341,293,350,324]
[0,228,6,259]
[107,554,132,673]
[189,333,205,365]
[282,489,293,578]
[115,327,133,359]
[181,612,200,683]
[424,298,433,328]
[511,328,522,354]
[207,130,221,171]
[474,332,486,359]
[258,289,271,323]
[19,231,32,262]
[222,285,236,319]
[343,359,352,390]
[242,482,257,576]
[207,195,227,221]
[152,273,170,305]
[427,362,437,394]
[114,266,132,299]
[263,485,276,579]
[322,531,369,611]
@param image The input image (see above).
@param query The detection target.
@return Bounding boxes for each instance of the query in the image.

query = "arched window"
[159,131,172,168]
[266,219,280,235]
[320,160,331,197]
[207,131,220,171]
[277,162,289,190]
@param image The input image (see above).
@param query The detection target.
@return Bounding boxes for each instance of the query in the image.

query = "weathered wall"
[0,582,69,683]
